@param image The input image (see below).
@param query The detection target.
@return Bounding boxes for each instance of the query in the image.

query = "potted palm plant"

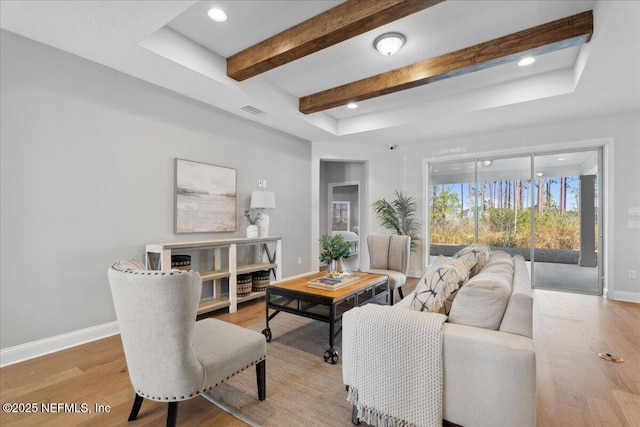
[319,234,352,274]
[372,190,421,252]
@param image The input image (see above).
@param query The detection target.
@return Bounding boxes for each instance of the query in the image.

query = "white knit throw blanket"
[347,305,447,427]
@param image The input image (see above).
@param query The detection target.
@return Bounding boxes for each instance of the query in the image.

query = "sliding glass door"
[531,151,600,293]
[476,156,533,264]
[428,161,476,262]
[427,149,602,295]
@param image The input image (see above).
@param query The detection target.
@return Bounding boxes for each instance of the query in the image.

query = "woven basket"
[171,255,191,271]
[237,274,253,297]
[252,270,270,292]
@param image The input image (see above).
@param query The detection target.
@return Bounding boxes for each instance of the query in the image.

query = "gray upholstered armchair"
[365,235,411,305]
[108,260,266,427]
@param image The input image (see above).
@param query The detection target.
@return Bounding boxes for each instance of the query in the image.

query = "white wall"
[313,112,640,302]
[0,30,312,350]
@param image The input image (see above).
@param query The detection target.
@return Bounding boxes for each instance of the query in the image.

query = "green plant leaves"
[372,190,421,252]
[318,234,352,263]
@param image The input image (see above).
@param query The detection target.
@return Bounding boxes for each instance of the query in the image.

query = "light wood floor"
[1,285,639,426]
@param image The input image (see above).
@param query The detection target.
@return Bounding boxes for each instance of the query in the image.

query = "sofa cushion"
[484,250,514,268]
[444,252,511,315]
[410,258,471,313]
[453,244,491,276]
[447,255,513,330]
[499,255,533,338]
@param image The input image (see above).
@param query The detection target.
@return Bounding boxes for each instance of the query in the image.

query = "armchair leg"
[256,359,266,401]
[166,402,178,427]
[128,393,144,421]
[398,287,404,300]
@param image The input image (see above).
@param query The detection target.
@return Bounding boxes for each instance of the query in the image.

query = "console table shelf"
[145,237,281,314]
[197,297,230,315]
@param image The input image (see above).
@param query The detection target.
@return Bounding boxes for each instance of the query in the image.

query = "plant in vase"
[244,210,262,238]
[319,234,352,275]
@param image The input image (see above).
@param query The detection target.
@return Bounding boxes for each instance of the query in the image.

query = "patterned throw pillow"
[112,259,146,271]
[410,258,471,313]
[443,288,459,316]
[453,243,491,277]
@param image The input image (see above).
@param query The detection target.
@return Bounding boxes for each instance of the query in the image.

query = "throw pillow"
[453,243,491,277]
[410,258,471,313]
[112,259,146,271]
[443,288,459,315]
[447,275,512,330]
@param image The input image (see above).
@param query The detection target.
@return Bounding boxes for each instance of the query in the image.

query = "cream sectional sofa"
[343,251,535,427]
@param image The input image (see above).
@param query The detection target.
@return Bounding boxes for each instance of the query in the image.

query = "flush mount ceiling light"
[536,172,544,177]
[374,33,405,56]
[481,160,493,167]
[346,102,358,109]
[518,56,536,66]
[207,8,228,22]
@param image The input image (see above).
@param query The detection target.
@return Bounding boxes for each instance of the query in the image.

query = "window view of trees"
[430,176,585,250]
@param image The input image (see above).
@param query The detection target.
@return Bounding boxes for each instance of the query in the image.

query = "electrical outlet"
[629,220,640,230]
[629,270,637,280]
[629,207,640,216]
[298,257,302,264]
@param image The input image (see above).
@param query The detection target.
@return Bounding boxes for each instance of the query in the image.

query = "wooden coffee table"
[262,271,389,364]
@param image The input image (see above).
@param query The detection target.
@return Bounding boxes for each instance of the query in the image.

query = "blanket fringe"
[348,386,414,427]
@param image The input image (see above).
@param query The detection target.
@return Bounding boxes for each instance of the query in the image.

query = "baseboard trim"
[0,321,120,368]
[605,290,640,303]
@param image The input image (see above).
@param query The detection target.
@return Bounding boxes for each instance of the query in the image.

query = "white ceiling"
[1,0,639,145]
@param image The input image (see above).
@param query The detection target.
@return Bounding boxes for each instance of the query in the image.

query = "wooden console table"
[145,237,282,314]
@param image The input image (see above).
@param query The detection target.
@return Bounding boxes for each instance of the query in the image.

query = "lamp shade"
[250,191,276,209]
[374,33,405,56]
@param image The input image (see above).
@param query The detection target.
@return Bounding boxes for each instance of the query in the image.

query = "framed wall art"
[331,201,350,231]
[175,159,236,233]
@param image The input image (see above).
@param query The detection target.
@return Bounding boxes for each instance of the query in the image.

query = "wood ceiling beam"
[227,0,446,81]
[299,10,593,114]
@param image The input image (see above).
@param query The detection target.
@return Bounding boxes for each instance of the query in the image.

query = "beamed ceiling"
[227,4,593,114]
[1,0,638,145]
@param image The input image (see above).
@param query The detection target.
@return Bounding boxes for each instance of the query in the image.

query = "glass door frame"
[425,147,604,296]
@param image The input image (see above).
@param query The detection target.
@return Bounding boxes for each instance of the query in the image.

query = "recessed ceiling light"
[207,8,228,22]
[536,172,544,177]
[518,56,536,66]
[557,158,565,161]
[374,33,405,56]
[481,160,493,167]
[347,102,358,109]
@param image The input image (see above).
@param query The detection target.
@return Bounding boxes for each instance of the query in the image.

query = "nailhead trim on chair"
[111,261,195,275]
[114,268,195,275]
[134,356,266,402]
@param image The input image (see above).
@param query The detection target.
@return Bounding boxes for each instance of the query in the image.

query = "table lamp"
[250,191,276,237]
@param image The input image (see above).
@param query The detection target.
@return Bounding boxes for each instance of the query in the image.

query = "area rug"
[204,312,353,426]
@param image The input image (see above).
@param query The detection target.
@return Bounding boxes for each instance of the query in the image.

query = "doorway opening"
[320,160,365,271]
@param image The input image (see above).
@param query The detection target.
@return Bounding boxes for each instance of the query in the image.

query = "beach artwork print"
[175,159,236,233]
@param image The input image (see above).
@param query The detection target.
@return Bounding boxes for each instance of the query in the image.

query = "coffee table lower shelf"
[262,272,390,364]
